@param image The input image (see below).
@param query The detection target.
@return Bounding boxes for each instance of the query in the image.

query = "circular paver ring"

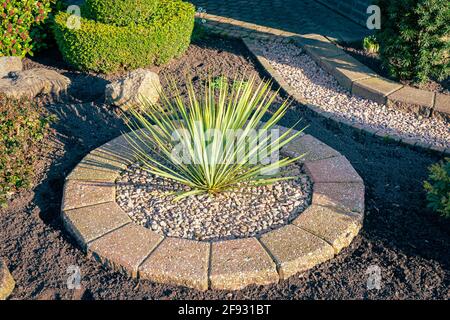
[61,125,365,291]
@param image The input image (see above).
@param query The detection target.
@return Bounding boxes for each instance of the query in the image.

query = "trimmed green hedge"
[83,0,160,26]
[53,0,195,73]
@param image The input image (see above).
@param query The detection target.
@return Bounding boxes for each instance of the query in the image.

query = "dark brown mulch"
[337,43,450,95]
[1,35,449,300]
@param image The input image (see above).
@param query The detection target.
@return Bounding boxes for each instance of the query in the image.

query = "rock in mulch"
[105,68,161,110]
[0,56,22,77]
[0,258,15,300]
[0,68,70,100]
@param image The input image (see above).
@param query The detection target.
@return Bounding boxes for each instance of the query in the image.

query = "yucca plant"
[123,75,305,200]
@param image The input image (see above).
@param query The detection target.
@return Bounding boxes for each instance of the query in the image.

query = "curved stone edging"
[198,14,450,122]
[286,34,449,121]
[61,128,365,291]
[240,38,450,156]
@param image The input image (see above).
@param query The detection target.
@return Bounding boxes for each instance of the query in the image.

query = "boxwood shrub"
[83,0,160,26]
[53,0,195,73]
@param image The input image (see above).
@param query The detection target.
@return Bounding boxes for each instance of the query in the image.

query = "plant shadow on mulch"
[2,35,449,300]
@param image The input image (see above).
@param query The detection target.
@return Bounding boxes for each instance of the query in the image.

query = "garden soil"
[1,36,449,300]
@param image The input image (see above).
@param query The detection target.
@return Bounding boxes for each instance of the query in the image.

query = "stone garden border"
[284,34,450,122]
[241,38,450,156]
[61,127,365,291]
[195,14,450,155]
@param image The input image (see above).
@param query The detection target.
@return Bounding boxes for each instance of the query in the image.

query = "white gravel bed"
[258,40,450,149]
[116,162,312,241]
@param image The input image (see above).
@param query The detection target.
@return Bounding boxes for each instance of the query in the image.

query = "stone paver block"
[293,205,361,253]
[428,144,447,154]
[282,134,341,161]
[307,103,337,119]
[388,86,434,108]
[91,147,132,167]
[400,136,422,147]
[98,135,137,162]
[62,202,130,248]
[210,238,278,290]
[291,91,309,105]
[387,86,434,116]
[88,224,163,277]
[0,258,15,300]
[294,34,346,60]
[304,156,363,183]
[351,122,379,136]
[313,182,365,214]
[66,153,123,182]
[433,93,450,118]
[97,129,155,166]
[260,225,334,280]
[139,238,210,291]
[352,77,403,105]
[79,148,131,172]
[320,55,376,90]
[414,140,435,151]
[62,180,115,211]
[66,167,118,182]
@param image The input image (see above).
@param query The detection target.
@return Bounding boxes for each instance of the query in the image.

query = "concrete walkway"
[190,0,371,43]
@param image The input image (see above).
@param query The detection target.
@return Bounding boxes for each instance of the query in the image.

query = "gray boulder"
[0,56,22,78]
[0,258,15,300]
[0,68,70,99]
[105,69,161,110]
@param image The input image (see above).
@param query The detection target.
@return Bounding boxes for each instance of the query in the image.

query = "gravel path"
[116,162,312,241]
[258,41,450,150]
